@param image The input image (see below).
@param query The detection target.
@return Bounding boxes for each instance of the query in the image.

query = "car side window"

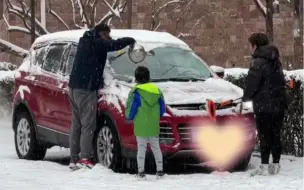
[42,44,67,73]
[65,44,77,76]
[34,46,48,67]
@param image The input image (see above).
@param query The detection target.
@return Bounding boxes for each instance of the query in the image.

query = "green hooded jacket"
[125,83,165,137]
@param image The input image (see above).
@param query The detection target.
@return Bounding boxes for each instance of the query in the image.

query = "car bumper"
[121,113,257,165]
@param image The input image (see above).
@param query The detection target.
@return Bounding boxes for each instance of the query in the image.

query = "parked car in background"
[12,29,257,172]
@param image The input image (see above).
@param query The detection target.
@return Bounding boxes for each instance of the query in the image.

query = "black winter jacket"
[242,45,288,113]
[68,29,135,91]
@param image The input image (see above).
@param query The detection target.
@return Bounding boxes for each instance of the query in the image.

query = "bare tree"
[147,0,183,31]
[253,0,274,41]
[172,0,219,38]
[71,0,127,29]
[0,0,127,59]
[177,11,219,38]
[255,0,303,65]
[290,0,303,65]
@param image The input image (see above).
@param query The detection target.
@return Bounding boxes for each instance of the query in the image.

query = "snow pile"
[0,62,17,71]
[0,70,16,83]
[284,69,304,82]
[0,62,17,83]
[210,65,224,73]
[225,68,304,83]
[0,119,303,190]
[224,68,248,79]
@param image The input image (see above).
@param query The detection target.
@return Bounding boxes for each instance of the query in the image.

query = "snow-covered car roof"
[33,29,192,51]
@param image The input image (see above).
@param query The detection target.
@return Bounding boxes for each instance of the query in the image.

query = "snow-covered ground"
[0,118,303,190]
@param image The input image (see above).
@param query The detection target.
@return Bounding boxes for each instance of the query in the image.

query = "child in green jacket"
[126,66,166,179]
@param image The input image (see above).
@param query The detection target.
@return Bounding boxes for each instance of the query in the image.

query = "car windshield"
[108,47,213,82]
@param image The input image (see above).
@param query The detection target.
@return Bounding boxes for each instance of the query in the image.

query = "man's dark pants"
[255,111,285,164]
[68,88,97,161]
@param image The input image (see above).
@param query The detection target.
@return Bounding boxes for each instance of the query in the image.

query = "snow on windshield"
[108,47,212,80]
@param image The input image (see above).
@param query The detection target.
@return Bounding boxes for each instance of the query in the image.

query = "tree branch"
[177,12,219,38]
[150,0,181,30]
[103,0,120,18]
[175,0,194,29]
[70,0,82,28]
[90,0,98,26]
[3,13,31,35]
[5,0,49,34]
[47,0,70,30]
[0,39,28,58]
[253,0,267,17]
[96,0,126,25]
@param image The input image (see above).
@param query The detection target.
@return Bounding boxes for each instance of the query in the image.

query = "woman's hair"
[248,33,269,47]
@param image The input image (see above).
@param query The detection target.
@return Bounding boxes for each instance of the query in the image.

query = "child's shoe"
[156,171,165,179]
[135,172,146,180]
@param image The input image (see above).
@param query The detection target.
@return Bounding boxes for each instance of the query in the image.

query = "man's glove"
[122,37,136,47]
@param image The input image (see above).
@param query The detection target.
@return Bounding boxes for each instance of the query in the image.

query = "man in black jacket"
[68,23,135,170]
[243,33,288,176]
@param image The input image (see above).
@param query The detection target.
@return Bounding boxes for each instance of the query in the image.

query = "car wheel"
[14,112,47,160]
[94,116,124,172]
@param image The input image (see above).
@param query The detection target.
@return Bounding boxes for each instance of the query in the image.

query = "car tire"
[14,112,47,160]
[94,116,124,172]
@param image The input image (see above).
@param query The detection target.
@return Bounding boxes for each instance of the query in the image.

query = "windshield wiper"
[151,77,206,82]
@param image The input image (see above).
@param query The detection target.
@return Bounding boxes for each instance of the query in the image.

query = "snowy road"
[0,119,303,190]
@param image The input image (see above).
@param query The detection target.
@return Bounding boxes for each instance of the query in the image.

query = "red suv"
[12,29,257,172]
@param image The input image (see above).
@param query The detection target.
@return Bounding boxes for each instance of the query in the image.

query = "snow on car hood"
[155,78,243,105]
[99,77,245,116]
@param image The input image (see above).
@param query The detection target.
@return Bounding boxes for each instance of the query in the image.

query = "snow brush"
[216,97,242,109]
[206,98,244,120]
[288,79,295,89]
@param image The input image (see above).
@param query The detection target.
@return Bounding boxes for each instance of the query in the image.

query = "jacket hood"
[253,45,280,61]
[83,28,99,39]
[135,83,161,106]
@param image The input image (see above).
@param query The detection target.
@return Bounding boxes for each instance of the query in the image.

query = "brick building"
[0,0,302,68]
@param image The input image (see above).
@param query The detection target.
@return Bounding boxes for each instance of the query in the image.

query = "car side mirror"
[210,65,225,78]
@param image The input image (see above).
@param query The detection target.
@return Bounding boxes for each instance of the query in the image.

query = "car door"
[29,44,50,129]
[35,43,69,133]
[59,43,78,135]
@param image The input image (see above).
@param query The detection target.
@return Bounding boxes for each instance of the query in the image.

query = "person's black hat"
[95,23,111,33]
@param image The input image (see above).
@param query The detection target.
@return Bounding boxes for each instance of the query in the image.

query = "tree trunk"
[127,0,132,29]
[293,0,303,68]
[266,0,274,42]
[31,0,36,44]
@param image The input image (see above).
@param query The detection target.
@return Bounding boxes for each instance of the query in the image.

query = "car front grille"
[178,123,192,144]
[159,124,174,144]
[169,103,237,111]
